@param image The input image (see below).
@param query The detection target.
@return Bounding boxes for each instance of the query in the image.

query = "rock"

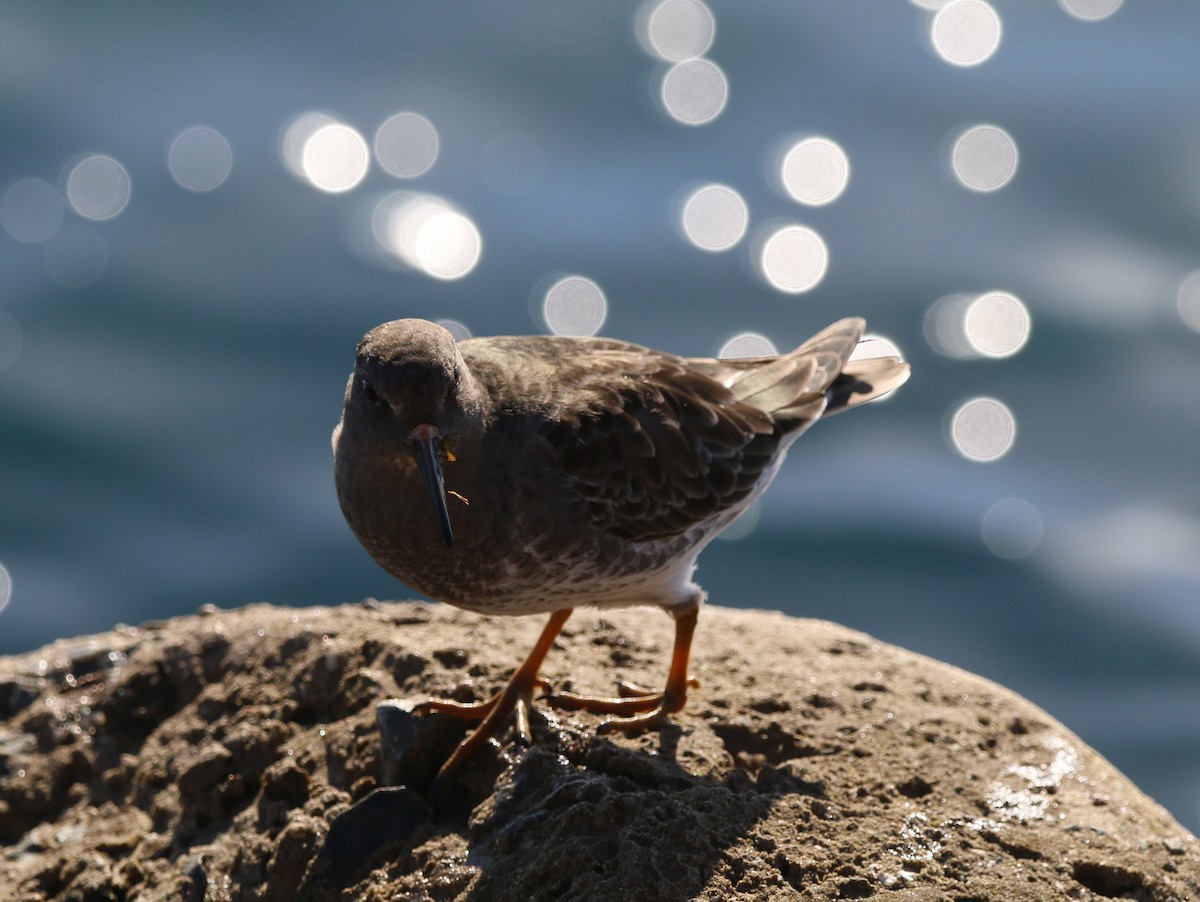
[302,786,431,896]
[0,600,1196,900]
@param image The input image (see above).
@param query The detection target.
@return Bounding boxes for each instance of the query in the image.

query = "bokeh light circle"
[436,319,472,341]
[931,1,1002,67]
[375,112,439,178]
[0,311,22,372]
[1058,0,1123,21]
[0,562,11,615]
[1,178,63,243]
[1176,270,1200,334]
[949,397,1016,461]
[66,155,131,221]
[758,225,828,294]
[660,59,728,125]
[982,498,1043,559]
[718,332,777,359]
[642,0,715,60]
[965,292,1030,357]
[780,137,850,206]
[302,123,369,193]
[925,291,1030,358]
[414,209,481,279]
[951,125,1018,192]
[681,184,748,251]
[168,126,233,192]
[543,276,608,336]
[371,192,483,280]
[282,112,337,177]
[924,294,976,358]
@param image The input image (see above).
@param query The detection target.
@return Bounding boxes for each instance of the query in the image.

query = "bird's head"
[341,318,480,548]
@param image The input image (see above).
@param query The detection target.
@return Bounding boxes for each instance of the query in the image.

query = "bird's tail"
[704,318,910,430]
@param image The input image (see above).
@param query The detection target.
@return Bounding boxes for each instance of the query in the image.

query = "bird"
[332,317,909,782]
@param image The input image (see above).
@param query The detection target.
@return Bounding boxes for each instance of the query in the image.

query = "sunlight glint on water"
[924,294,976,358]
[281,112,337,178]
[949,397,1016,461]
[375,113,439,179]
[542,276,608,337]
[1176,270,1200,334]
[925,292,1030,358]
[66,155,131,221]
[167,126,233,192]
[680,184,748,252]
[951,125,1018,192]
[0,178,63,243]
[965,292,1030,357]
[1058,0,1123,21]
[302,124,370,193]
[931,1,1001,67]
[436,319,472,341]
[639,0,715,61]
[373,193,482,280]
[0,312,22,372]
[780,137,850,206]
[757,225,828,294]
[0,563,11,615]
[660,59,728,125]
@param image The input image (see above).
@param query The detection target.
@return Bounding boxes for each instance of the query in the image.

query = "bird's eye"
[360,377,383,404]
[452,366,460,387]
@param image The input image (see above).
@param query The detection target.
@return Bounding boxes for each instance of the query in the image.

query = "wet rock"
[0,601,1195,900]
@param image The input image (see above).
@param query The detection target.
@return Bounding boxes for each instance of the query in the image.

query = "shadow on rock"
[299,699,818,902]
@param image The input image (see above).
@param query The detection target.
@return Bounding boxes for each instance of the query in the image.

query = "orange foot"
[413,603,700,783]
[413,608,571,784]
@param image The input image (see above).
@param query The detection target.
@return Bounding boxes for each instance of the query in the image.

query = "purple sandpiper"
[333,317,909,780]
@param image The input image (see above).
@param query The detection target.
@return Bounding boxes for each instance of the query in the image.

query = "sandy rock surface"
[0,600,1196,901]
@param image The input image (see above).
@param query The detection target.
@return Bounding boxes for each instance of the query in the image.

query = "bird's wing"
[461,322,905,545]
[460,336,784,543]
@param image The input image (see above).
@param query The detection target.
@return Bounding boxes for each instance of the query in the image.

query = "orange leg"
[548,603,700,734]
[414,608,572,783]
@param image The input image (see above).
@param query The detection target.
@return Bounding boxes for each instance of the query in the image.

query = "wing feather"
[461,319,906,545]
[534,356,781,542]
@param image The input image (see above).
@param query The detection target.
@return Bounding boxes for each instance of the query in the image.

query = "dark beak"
[409,424,454,548]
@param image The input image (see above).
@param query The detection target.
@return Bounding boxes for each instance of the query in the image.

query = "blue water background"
[1,3,1198,831]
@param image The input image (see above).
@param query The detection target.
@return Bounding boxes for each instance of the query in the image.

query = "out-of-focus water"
[1,3,1198,831]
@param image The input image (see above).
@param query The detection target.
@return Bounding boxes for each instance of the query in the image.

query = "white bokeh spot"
[168,126,233,192]
[543,276,608,336]
[952,125,1018,192]
[66,155,131,221]
[949,397,1016,461]
[931,1,1002,67]
[758,225,829,294]
[680,184,748,252]
[780,137,850,206]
